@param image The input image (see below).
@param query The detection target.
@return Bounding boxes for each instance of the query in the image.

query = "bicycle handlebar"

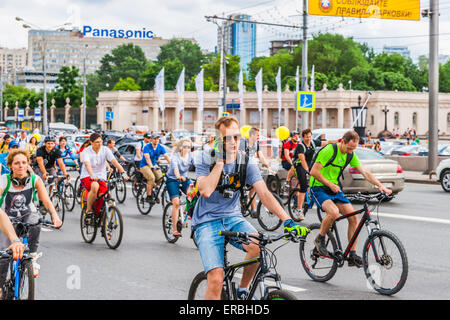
[346,192,394,202]
[218,230,302,245]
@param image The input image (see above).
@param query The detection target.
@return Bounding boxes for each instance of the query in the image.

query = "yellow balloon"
[240,125,251,139]
[276,126,290,140]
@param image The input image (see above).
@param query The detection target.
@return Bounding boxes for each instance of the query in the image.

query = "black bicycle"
[188,230,301,300]
[1,218,54,300]
[80,177,124,249]
[39,175,65,224]
[135,165,169,215]
[107,167,127,204]
[299,192,408,295]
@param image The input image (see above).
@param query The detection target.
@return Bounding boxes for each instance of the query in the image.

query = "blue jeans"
[195,216,257,274]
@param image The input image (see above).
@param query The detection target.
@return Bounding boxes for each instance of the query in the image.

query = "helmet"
[44,135,56,143]
[290,131,299,137]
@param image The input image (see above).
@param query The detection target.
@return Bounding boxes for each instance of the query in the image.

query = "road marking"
[377,212,450,225]
[233,273,307,293]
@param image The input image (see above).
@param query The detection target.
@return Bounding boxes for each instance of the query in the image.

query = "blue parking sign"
[106,111,114,121]
[297,92,316,111]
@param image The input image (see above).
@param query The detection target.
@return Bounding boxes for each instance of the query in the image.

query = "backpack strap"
[0,174,12,208]
[31,173,37,202]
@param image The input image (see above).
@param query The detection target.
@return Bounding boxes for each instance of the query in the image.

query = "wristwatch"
[12,238,21,243]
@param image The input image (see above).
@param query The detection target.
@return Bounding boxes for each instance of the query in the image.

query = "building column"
[65,98,71,124]
[337,107,344,129]
[240,106,246,126]
[263,107,269,135]
[284,106,290,128]
[322,108,327,128]
[152,103,159,132]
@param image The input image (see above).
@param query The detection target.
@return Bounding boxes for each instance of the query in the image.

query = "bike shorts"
[195,216,257,275]
[81,177,107,216]
[294,165,308,193]
[166,178,190,200]
[281,160,292,171]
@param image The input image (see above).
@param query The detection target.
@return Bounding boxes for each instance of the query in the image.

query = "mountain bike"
[188,230,301,300]
[299,192,408,295]
[107,167,126,204]
[136,165,169,215]
[40,175,65,224]
[80,177,124,249]
[0,218,54,300]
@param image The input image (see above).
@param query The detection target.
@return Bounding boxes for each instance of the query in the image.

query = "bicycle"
[56,174,76,212]
[299,192,408,295]
[39,175,66,224]
[0,217,54,300]
[79,176,124,249]
[107,166,127,204]
[286,170,316,222]
[188,230,301,300]
[135,165,169,215]
[162,181,198,247]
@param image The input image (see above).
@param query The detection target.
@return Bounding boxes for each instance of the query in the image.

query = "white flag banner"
[176,68,185,112]
[295,66,300,93]
[195,68,204,112]
[311,65,315,92]
[238,68,244,109]
[255,68,263,113]
[155,67,165,112]
[276,67,282,113]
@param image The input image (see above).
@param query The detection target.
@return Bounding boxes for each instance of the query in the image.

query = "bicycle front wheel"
[266,289,297,300]
[162,203,180,244]
[136,188,153,215]
[115,178,127,203]
[18,260,34,300]
[74,176,81,204]
[63,183,76,212]
[362,230,408,295]
[256,195,283,231]
[102,205,124,249]
[80,208,97,243]
[299,223,338,282]
[52,194,65,224]
[187,271,229,300]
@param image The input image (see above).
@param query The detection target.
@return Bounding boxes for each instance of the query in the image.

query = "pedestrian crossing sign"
[297,92,316,111]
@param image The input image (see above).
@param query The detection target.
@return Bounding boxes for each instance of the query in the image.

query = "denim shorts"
[166,178,190,200]
[195,216,257,274]
[310,186,350,207]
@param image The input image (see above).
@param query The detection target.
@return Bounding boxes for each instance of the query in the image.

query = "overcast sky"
[1,0,450,62]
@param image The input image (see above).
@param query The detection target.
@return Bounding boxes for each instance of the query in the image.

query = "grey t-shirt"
[167,152,195,180]
[192,150,263,227]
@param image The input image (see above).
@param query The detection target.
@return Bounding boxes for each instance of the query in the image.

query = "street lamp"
[382,105,390,131]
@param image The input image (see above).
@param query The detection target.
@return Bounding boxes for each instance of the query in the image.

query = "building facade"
[270,40,301,56]
[97,86,450,137]
[383,46,411,59]
[27,29,174,75]
[14,67,58,91]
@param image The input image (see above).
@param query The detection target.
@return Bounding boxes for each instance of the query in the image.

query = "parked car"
[390,145,428,156]
[67,134,90,151]
[436,159,450,192]
[116,134,143,146]
[117,142,171,176]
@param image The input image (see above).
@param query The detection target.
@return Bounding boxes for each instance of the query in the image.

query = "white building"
[383,46,411,59]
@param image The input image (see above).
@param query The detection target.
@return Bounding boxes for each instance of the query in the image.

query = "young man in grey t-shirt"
[193,117,309,300]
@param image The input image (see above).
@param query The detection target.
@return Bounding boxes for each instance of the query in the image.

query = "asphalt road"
[34,182,449,300]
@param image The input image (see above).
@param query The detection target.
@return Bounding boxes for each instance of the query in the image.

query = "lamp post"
[382,105,390,131]
[351,95,367,140]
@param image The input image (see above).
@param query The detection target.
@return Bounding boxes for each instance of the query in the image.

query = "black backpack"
[310,143,354,187]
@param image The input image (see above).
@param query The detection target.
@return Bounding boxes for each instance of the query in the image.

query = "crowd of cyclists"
[0,117,396,300]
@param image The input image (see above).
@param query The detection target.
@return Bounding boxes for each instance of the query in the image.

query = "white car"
[436,159,450,192]
[67,134,90,151]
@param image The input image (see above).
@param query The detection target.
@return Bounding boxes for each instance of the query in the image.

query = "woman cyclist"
[166,139,194,238]
[0,149,63,285]
[57,136,79,170]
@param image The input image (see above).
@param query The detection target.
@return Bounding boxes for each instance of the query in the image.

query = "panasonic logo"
[82,26,154,39]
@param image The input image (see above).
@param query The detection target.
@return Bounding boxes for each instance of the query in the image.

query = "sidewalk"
[404,171,439,185]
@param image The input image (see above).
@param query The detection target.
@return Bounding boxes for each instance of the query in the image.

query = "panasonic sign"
[82,26,154,39]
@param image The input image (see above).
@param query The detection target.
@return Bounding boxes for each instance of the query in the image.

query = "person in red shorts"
[80,133,127,217]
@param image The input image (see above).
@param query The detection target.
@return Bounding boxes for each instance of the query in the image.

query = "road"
[34,182,449,300]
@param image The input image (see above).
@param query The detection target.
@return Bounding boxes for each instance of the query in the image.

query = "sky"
[1,0,450,63]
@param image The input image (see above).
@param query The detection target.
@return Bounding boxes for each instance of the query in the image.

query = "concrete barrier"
[386,156,448,172]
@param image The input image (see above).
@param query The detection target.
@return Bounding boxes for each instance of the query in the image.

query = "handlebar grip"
[218,231,242,238]
[0,249,12,258]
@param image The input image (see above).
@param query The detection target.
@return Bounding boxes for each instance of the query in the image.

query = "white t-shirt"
[80,146,115,180]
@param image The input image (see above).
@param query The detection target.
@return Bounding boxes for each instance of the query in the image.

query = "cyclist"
[16,130,29,150]
[239,127,275,217]
[310,130,391,267]
[166,139,194,237]
[140,133,171,204]
[192,116,309,300]
[57,136,80,170]
[134,133,152,169]
[34,135,70,197]
[106,139,127,163]
[292,129,337,220]
[80,133,128,218]
[281,131,300,186]
[0,149,63,286]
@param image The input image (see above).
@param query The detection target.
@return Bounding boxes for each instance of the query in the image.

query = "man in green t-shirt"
[310,130,392,267]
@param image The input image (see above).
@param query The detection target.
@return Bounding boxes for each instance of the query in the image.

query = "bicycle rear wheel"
[136,188,153,215]
[102,205,124,249]
[18,260,34,300]
[187,271,229,300]
[52,193,65,224]
[80,208,97,243]
[162,203,180,244]
[74,176,81,204]
[63,183,76,212]
[362,230,408,295]
[256,195,283,231]
[131,173,140,198]
[266,289,297,300]
[299,223,338,282]
[115,177,127,203]
[287,188,306,222]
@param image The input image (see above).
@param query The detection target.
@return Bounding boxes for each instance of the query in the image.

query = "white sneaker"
[30,252,42,278]
[295,209,305,221]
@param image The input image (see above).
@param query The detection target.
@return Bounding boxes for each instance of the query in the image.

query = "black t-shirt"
[293,138,322,168]
[36,146,62,169]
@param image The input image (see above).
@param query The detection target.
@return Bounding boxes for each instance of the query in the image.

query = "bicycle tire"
[115,177,127,203]
[256,195,283,231]
[266,289,297,300]
[131,173,140,198]
[102,205,124,249]
[287,188,305,222]
[74,176,81,204]
[18,259,34,300]
[187,271,228,300]
[299,223,339,282]
[80,208,97,243]
[52,193,65,224]
[63,182,76,212]
[161,186,168,208]
[162,203,180,244]
[362,229,408,295]
[136,188,153,215]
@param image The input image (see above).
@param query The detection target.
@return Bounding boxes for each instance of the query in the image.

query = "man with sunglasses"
[192,116,310,300]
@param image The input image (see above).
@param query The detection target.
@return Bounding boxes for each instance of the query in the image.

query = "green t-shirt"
[310,143,361,187]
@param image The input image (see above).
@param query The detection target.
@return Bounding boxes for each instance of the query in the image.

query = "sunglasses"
[223,134,241,142]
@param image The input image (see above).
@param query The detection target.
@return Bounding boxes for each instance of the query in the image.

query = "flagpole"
[295,66,299,132]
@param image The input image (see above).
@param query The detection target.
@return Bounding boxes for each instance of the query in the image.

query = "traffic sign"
[297,92,316,111]
[221,112,230,117]
[106,112,114,121]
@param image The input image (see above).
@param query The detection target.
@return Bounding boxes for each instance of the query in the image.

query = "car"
[312,128,349,141]
[61,141,79,168]
[340,148,404,197]
[116,134,143,146]
[390,145,428,156]
[67,134,90,151]
[436,158,450,192]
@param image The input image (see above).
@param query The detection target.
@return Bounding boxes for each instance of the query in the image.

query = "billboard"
[309,0,420,21]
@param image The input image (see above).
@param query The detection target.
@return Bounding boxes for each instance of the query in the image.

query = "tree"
[112,77,141,91]
[202,54,241,91]
[54,66,82,107]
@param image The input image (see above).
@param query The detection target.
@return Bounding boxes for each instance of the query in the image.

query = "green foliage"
[54,65,82,107]
[112,77,141,91]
